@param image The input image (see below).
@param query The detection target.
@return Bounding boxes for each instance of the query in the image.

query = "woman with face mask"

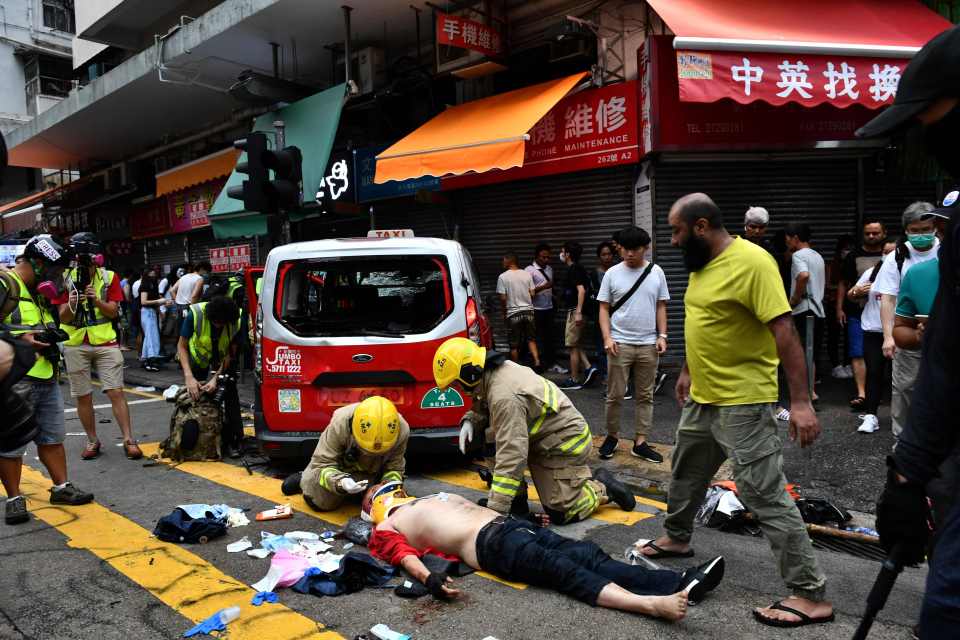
[139,267,172,372]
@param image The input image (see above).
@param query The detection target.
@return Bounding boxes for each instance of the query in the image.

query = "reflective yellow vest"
[2,271,54,380]
[187,302,238,369]
[62,267,117,346]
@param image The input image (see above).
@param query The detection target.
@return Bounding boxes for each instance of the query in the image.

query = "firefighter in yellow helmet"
[433,337,636,524]
[281,396,410,512]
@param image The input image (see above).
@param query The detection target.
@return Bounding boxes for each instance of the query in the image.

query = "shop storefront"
[639,0,951,360]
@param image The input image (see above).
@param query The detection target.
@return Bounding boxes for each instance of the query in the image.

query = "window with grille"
[42,1,74,33]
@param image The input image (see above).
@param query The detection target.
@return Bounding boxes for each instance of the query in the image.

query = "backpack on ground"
[160,387,222,461]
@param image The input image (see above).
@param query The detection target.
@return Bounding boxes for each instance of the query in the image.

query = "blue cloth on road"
[292,552,394,597]
[177,504,234,520]
[154,508,227,544]
[251,591,279,606]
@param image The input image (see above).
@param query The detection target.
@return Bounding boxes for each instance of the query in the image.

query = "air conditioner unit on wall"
[353,47,386,95]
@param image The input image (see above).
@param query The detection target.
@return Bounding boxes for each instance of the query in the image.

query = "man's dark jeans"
[475,517,680,606]
[534,308,555,367]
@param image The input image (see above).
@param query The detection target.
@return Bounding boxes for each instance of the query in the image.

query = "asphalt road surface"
[0,381,925,640]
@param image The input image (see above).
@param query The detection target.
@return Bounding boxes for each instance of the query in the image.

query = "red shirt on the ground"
[368,527,460,566]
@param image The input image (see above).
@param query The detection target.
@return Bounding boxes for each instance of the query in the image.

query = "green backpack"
[161,388,222,462]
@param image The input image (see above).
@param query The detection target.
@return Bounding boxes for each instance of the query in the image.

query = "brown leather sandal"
[124,440,143,460]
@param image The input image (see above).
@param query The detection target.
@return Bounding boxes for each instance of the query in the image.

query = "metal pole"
[342,6,353,86]
[271,42,280,78]
[273,120,290,246]
[410,5,422,66]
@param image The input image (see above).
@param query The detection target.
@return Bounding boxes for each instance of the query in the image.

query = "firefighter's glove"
[425,571,454,600]
[339,477,369,495]
[876,456,932,566]
[458,420,474,455]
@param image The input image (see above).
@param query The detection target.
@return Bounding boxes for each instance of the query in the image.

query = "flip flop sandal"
[775,408,791,421]
[753,601,836,628]
[849,396,866,409]
[639,540,695,559]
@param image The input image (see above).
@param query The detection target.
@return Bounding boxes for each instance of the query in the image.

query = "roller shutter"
[652,156,859,363]
[457,166,635,350]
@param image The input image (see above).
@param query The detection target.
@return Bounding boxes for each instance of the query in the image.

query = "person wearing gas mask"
[57,232,140,461]
[0,234,94,525]
[857,24,960,637]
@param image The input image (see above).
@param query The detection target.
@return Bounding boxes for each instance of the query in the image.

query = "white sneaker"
[843,364,855,378]
[857,414,880,433]
[832,365,852,379]
[549,364,569,374]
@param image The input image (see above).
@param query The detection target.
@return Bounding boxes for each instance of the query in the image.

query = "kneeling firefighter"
[282,396,409,513]
[433,337,635,524]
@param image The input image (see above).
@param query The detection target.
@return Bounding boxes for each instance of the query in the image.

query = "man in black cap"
[857,25,960,637]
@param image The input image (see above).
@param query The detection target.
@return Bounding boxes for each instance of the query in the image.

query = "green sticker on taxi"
[421,387,464,409]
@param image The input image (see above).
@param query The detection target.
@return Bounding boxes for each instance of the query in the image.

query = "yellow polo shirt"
[684,237,791,406]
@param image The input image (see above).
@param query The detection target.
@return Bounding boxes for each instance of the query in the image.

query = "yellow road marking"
[139,443,527,590]
[6,466,342,640]
[425,469,659,526]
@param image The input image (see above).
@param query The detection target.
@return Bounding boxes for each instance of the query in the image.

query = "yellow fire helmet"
[351,396,401,454]
[433,336,486,391]
[362,481,416,524]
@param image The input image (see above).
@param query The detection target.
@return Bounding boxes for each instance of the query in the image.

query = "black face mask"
[681,233,713,272]
[923,104,960,179]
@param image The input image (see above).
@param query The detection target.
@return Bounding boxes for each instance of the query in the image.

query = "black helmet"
[69,231,101,256]
[23,234,73,268]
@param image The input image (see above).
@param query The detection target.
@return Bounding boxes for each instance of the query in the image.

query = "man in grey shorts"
[1,235,94,526]
[497,252,540,370]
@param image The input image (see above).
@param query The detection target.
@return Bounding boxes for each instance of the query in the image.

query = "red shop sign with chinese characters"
[168,178,224,233]
[131,200,169,239]
[436,11,503,58]
[676,49,906,109]
[209,244,251,273]
[645,36,882,151]
[443,80,639,190]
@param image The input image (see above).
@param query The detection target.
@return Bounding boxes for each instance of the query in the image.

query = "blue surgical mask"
[907,233,936,251]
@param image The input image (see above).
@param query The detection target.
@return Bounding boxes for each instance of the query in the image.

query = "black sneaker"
[281,472,303,496]
[623,386,634,400]
[598,435,619,459]
[49,482,94,505]
[5,495,28,525]
[631,441,663,463]
[558,377,582,390]
[678,556,725,604]
[593,468,636,512]
[582,367,598,388]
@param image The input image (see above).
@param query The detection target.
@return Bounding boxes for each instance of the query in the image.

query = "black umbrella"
[852,544,906,640]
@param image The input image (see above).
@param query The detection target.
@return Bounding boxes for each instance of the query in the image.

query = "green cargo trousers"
[664,400,827,601]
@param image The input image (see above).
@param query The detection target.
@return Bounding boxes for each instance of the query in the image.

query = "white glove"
[458,420,474,455]
[339,477,369,494]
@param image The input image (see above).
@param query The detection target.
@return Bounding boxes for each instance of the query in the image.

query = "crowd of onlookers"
[496,198,949,460]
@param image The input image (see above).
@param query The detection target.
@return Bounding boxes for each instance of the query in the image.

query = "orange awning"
[374,72,588,184]
[155,147,241,197]
[0,186,60,216]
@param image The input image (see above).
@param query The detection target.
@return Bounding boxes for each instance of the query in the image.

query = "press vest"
[187,302,238,369]
[1,270,54,380]
[62,267,117,346]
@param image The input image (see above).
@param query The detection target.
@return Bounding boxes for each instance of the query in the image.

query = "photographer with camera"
[57,232,141,461]
[0,235,94,525]
[177,295,243,458]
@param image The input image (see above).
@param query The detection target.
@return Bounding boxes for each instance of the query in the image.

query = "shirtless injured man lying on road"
[363,482,725,622]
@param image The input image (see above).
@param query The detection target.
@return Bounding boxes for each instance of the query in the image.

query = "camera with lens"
[36,326,68,362]
[212,372,235,404]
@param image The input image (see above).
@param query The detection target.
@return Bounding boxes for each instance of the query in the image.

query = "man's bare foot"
[754,596,834,627]
[639,535,692,558]
[653,592,689,622]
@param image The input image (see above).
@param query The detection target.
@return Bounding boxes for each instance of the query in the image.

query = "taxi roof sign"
[367,229,415,238]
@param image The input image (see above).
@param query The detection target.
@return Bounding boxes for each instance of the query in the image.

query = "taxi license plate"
[326,387,404,407]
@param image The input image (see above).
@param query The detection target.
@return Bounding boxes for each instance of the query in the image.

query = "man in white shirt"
[785,223,826,399]
[596,226,669,463]
[872,201,939,438]
[496,252,540,369]
[169,263,204,322]
[525,243,558,372]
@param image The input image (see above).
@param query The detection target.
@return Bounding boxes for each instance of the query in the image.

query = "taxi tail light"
[254,304,263,378]
[466,297,481,344]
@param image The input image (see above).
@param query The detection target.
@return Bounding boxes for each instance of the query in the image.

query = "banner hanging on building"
[443,80,639,190]
[131,200,169,239]
[168,178,223,233]
[209,244,251,272]
[676,50,905,109]
[436,11,503,58]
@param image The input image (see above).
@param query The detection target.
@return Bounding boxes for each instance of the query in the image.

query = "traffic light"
[227,132,270,213]
[264,146,303,211]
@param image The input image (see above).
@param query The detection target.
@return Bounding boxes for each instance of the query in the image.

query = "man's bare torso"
[380,493,498,568]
